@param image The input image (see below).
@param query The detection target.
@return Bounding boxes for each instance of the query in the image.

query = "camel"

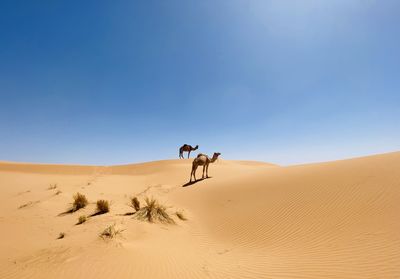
[179,144,199,159]
[190,152,221,182]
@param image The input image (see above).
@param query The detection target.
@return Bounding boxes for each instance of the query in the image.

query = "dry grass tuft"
[55,190,62,195]
[48,184,57,190]
[100,224,123,239]
[77,215,87,224]
[134,197,175,224]
[72,192,88,212]
[96,199,110,214]
[130,196,141,212]
[58,232,65,239]
[175,211,187,221]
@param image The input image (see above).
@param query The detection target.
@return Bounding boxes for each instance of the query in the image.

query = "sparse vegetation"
[58,232,65,239]
[48,184,57,190]
[96,199,110,214]
[100,224,123,239]
[175,211,187,221]
[77,215,87,224]
[130,196,140,211]
[72,192,88,212]
[55,190,62,195]
[135,197,175,224]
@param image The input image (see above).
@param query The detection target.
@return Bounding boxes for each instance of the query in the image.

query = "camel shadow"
[182,177,212,187]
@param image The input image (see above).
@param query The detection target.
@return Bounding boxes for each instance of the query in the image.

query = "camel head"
[211,152,221,162]
[194,145,199,150]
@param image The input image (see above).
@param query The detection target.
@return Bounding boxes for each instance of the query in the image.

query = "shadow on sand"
[121,212,136,216]
[182,177,212,187]
[89,211,108,217]
[58,209,74,216]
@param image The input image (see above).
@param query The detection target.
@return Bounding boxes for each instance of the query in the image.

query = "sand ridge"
[0,153,399,278]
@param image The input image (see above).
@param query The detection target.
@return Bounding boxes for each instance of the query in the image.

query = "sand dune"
[0,153,399,278]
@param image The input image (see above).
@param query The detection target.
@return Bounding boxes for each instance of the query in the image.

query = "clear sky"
[1,0,399,165]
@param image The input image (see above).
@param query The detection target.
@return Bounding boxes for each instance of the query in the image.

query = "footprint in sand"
[18,200,40,209]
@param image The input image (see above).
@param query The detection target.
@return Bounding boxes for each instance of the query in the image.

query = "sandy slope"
[0,153,399,279]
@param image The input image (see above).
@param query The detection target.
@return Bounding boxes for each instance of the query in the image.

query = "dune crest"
[0,152,399,278]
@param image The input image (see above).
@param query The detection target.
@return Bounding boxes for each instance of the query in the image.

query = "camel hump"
[197,153,205,158]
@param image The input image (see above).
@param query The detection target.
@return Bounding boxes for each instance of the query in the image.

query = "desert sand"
[0,152,399,278]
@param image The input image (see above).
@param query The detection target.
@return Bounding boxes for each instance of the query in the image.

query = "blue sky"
[0,0,399,165]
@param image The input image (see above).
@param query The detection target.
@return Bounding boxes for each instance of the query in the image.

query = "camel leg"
[206,164,209,178]
[190,166,194,182]
[188,150,191,159]
[190,164,198,182]
[202,165,206,179]
[193,165,198,181]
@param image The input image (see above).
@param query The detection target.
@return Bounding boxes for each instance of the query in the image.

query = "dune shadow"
[182,177,212,187]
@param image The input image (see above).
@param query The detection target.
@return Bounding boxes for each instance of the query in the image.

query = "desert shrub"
[175,211,187,221]
[130,196,140,212]
[72,192,88,212]
[96,199,110,214]
[58,232,65,239]
[100,224,123,239]
[135,197,175,224]
[48,184,57,190]
[55,190,62,195]
[77,215,87,224]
